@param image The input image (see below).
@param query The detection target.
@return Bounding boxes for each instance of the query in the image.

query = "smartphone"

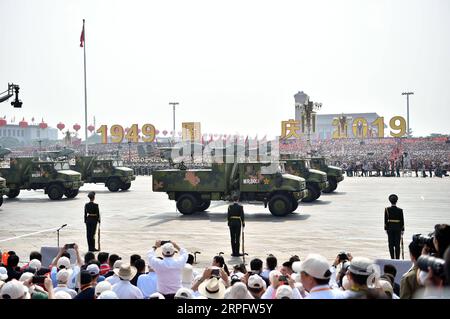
[278,275,288,283]
[32,275,47,284]
[160,240,171,246]
[65,243,75,249]
[211,268,220,277]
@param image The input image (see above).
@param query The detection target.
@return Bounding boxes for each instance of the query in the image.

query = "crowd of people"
[1,224,449,300]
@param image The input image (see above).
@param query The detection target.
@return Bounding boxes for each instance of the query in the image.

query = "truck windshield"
[113,160,123,167]
[261,163,285,174]
[54,162,70,170]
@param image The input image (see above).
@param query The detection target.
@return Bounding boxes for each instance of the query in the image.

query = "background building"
[0,124,58,147]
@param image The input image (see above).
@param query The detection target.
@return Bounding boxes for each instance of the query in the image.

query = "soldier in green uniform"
[228,194,245,257]
[384,194,404,259]
[85,191,100,252]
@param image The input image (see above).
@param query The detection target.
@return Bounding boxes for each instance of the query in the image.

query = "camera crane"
[0,83,22,108]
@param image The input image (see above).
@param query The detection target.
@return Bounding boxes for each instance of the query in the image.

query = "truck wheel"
[121,183,131,191]
[47,184,64,200]
[269,194,292,217]
[0,196,3,207]
[330,180,338,192]
[106,178,121,192]
[176,194,198,215]
[291,199,299,212]
[323,178,337,193]
[7,189,20,198]
[301,185,319,202]
[64,189,79,199]
[197,200,211,212]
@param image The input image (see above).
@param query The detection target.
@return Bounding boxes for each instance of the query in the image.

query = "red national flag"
[80,21,85,47]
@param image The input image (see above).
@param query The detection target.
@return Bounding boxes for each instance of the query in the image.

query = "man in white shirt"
[111,263,143,299]
[137,265,158,298]
[147,240,188,299]
[296,254,344,299]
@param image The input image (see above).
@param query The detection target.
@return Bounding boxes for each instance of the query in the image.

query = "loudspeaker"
[40,247,77,268]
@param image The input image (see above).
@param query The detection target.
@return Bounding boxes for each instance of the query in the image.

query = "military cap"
[388,194,398,203]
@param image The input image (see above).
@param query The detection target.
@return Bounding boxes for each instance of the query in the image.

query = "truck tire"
[121,183,131,191]
[176,194,198,215]
[0,196,3,207]
[7,189,20,199]
[269,194,292,217]
[106,178,121,192]
[47,184,64,200]
[64,189,79,199]
[197,200,211,212]
[302,184,319,202]
[323,178,337,193]
[291,199,299,212]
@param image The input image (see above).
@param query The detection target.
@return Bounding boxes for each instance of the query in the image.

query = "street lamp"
[169,102,179,141]
[402,92,414,138]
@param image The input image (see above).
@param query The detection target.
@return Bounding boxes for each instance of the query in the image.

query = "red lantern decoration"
[19,118,28,128]
[162,130,168,136]
[88,125,95,133]
[73,123,81,131]
[57,122,65,131]
[39,119,48,129]
[0,118,6,127]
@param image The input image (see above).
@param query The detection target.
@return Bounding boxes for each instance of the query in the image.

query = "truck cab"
[308,157,344,193]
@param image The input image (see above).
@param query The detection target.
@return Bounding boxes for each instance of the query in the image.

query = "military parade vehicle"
[0,157,83,200]
[152,160,308,217]
[308,156,344,193]
[283,158,329,202]
[0,148,12,206]
[69,156,135,192]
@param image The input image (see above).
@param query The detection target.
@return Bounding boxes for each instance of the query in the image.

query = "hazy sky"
[1,0,449,139]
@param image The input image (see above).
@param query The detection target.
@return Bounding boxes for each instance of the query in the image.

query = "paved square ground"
[1,176,449,268]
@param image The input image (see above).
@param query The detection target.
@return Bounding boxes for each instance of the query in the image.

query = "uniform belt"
[87,214,98,217]
[388,219,401,222]
[229,216,241,219]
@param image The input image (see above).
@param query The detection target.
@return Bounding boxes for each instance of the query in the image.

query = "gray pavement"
[1,176,449,268]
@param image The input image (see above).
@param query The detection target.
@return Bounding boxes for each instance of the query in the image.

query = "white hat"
[54,291,72,299]
[182,264,193,288]
[226,282,254,299]
[29,259,42,271]
[0,267,7,281]
[348,257,374,276]
[19,272,34,283]
[87,264,100,276]
[297,254,331,279]
[275,285,293,299]
[95,280,112,297]
[114,263,137,281]
[56,269,71,283]
[0,279,30,299]
[57,257,71,270]
[98,290,119,299]
[113,260,123,269]
[248,274,266,290]
[174,287,193,299]
[162,243,175,256]
[149,292,165,299]
[198,277,226,299]
[269,270,282,285]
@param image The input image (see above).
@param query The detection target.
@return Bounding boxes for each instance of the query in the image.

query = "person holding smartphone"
[84,191,100,252]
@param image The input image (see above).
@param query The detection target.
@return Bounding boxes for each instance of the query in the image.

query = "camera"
[65,243,75,249]
[160,240,171,246]
[211,268,220,277]
[412,234,434,247]
[278,275,288,283]
[338,251,349,262]
[32,275,47,284]
[417,255,445,278]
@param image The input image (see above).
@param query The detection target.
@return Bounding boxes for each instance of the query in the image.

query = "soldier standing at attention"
[85,191,100,252]
[228,194,245,257]
[384,194,404,259]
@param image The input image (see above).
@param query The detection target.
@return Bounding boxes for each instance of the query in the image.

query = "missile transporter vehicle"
[69,156,135,192]
[0,177,9,206]
[308,157,344,193]
[284,158,329,202]
[0,158,83,200]
[152,161,308,217]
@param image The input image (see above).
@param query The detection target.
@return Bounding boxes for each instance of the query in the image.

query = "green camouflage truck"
[0,157,83,200]
[152,161,308,217]
[0,177,9,206]
[69,156,135,192]
[284,158,329,202]
[308,157,344,193]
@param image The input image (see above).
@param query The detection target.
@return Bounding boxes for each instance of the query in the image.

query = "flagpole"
[83,19,88,155]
